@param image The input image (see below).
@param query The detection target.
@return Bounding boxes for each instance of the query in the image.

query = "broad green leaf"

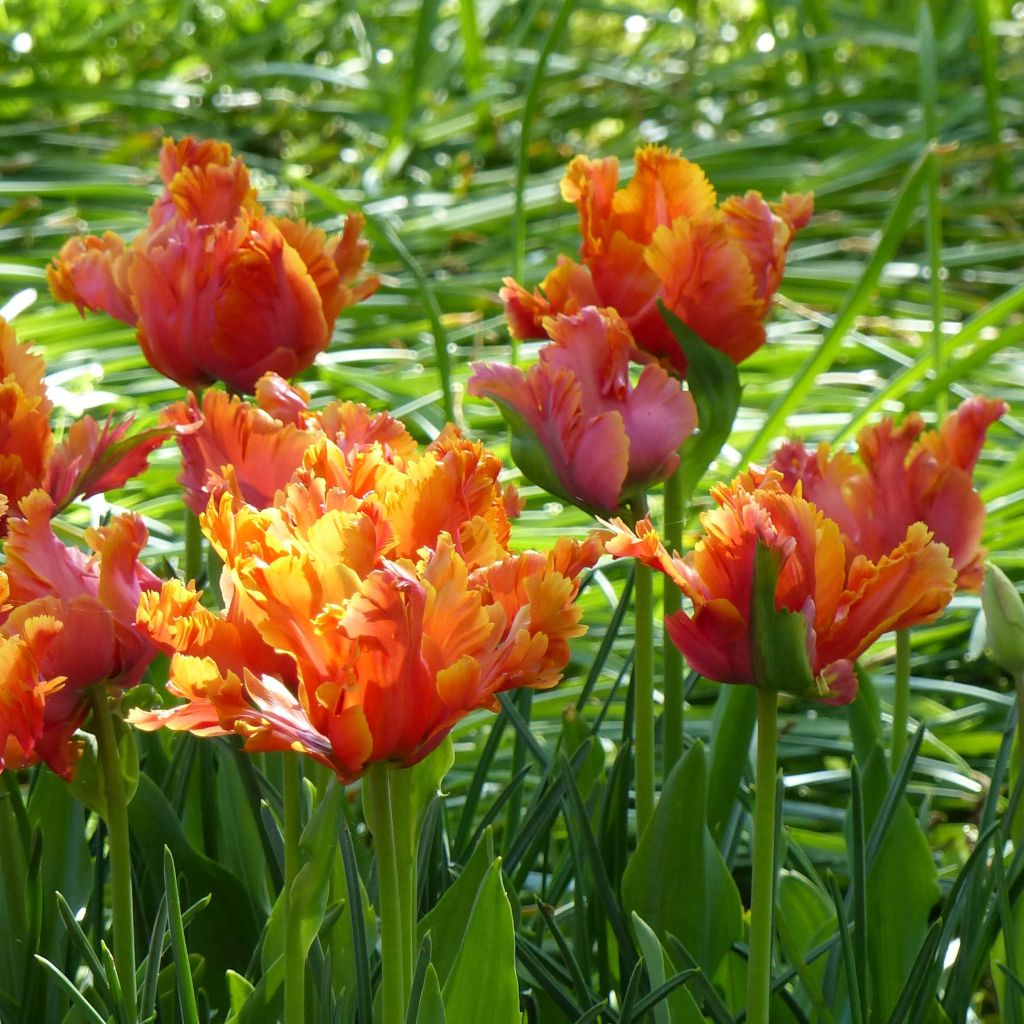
[414,964,447,1024]
[632,913,704,1024]
[262,778,345,976]
[225,971,254,1015]
[622,741,743,977]
[441,860,519,1024]
[410,736,455,829]
[417,828,495,987]
[858,744,940,1021]
[127,774,260,1013]
[775,872,836,1023]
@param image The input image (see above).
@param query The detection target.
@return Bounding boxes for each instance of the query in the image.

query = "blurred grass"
[1,0,1023,907]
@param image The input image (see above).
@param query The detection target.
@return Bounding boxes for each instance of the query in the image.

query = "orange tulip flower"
[770,397,1007,590]
[0,318,178,527]
[162,371,418,513]
[468,306,696,514]
[0,491,162,776]
[132,431,601,780]
[48,136,379,393]
[605,469,956,704]
[502,145,812,375]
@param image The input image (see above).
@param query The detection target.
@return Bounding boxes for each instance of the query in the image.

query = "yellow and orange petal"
[506,144,812,373]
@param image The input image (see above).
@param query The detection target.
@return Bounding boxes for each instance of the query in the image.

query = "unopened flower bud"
[982,563,1024,677]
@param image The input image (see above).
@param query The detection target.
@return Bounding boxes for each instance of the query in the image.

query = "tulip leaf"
[441,859,519,1024]
[417,827,495,986]
[414,964,447,1024]
[856,743,941,1021]
[775,872,836,1022]
[410,735,455,829]
[658,302,742,508]
[632,913,704,1024]
[262,778,345,976]
[622,741,743,978]
[750,541,819,699]
[127,774,260,1012]
[68,720,140,820]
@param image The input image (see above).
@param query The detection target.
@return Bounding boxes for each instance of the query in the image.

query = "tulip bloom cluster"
[473,146,812,518]
[132,424,602,780]
[48,137,379,392]
[606,469,957,703]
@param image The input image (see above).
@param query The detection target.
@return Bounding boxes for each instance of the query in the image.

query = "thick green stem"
[890,628,912,770]
[283,754,305,1024]
[747,688,779,1024]
[634,561,656,836]
[183,507,203,585]
[390,766,417,994]
[367,764,407,1024]
[662,467,686,771]
[88,689,137,1024]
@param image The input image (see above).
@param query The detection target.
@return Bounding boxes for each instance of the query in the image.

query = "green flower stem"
[634,560,656,836]
[283,754,305,1024]
[389,766,417,993]
[366,763,407,1024]
[662,466,685,772]
[890,628,912,770]
[747,687,779,1024]
[88,688,137,1024]
[183,507,203,585]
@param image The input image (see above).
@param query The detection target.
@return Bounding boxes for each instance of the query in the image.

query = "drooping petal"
[46,233,137,326]
[646,211,764,364]
[500,257,602,340]
[821,522,957,666]
[162,389,321,513]
[46,415,183,510]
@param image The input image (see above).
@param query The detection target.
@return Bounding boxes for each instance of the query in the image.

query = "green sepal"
[750,540,819,699]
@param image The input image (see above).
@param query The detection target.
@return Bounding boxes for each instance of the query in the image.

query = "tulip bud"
[981,563,1024,678]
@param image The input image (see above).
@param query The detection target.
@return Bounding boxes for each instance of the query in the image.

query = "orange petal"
[47,232,137,325]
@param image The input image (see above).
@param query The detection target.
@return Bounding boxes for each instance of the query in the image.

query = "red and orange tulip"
[468,306,696,515]
[0,491,161,776]
[0,318,178,526]
[162,371,418,513]
[503,145,812,374]
[48,137,379,393]
[132,431,601,780]
[605,469,956,703]
[770,397,1007,590]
